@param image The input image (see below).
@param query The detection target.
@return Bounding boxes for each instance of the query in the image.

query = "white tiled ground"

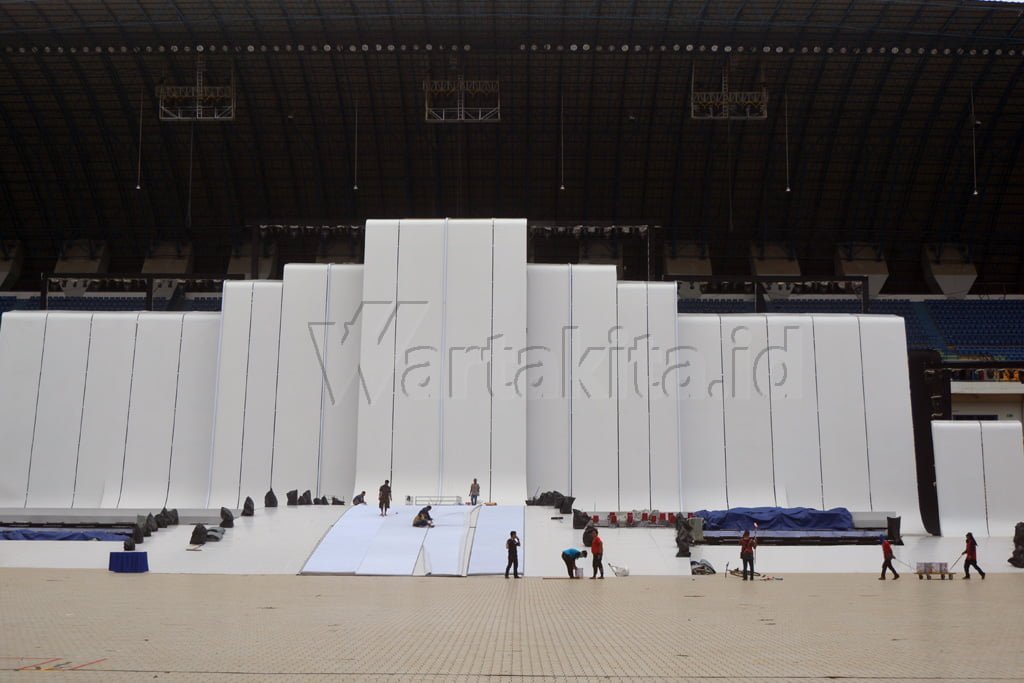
[1,570,1021,681]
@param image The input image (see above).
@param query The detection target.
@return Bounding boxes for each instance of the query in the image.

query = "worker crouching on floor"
[412,505,435,528]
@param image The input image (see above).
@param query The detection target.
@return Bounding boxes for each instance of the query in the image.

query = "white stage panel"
[391,220,445,501]
[420,506,472,576]
[356,506,429,575]
[0,312,46,507]
[237,282,283,506]
[570,266,619,511]
[490,219,528,504]
[616,283,651,510]
[355,220,400,498]
[647,284,682,512]
[979,421,1024,535]
[26,313,92,508]
[208,282,254,508]
[165,314,220,509]
[302,506,386,574]
[858,316,924,532]
[813,316,871,510]
[932,421,987,537]
[319,265,362,502]
[273,264,329,497]
[74,314,139,508]
[468,505,526,575]
[721,315,776,508]
[526,265,571,499]
[676,315,728,511]
[441,220,492,501]
[767,316,823,509]
[119,314,185,508]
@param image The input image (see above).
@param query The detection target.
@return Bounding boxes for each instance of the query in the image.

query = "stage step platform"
[0,508,237,526]
[700,529,890,546]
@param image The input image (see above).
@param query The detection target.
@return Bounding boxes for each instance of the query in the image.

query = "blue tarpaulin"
[693,507,854,531]
[0,528,131,542]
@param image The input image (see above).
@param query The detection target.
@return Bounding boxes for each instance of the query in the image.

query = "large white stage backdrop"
[0,220,928,533]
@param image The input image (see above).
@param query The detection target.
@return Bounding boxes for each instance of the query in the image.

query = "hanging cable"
[136,88,144,190]
[784,90,791,193]
[186,123,194,230]
[353,100,359,191]
[560,92,566,191]
[970,86,978,196]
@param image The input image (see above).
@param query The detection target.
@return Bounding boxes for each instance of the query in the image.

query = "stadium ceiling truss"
[1,0,1024,288]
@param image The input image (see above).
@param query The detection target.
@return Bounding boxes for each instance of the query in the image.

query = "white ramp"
[73,314,139,508]
[207,282,255,508]
[119,314,185,508]
[933,421,988,537]
[570,265,619,511]
[767,316,823,509]
[0,312,46,507]
[647,283,682,513]
[616,283,651,510]
[25,313,91,508]
[859,316,924,532]
[273,264,330,497]
[677,315,728,511]
[356,506,430,575]
[236,282,284,505]
[468,505,525,575]
[720,315,776,507]
[165,314,220,509]
[813,316,871,510]
[979,421,1024,535]
[420,506,473,576]
[301,505,386,574]
[319,265,363,501]
[526,265,572,497]
[354,220,400,502]
[490,219,528,504]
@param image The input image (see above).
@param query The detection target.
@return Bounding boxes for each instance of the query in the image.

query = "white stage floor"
[1,503,1019,578]
[0,506,345,574]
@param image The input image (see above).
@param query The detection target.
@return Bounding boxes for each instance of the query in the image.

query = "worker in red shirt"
[879,535,899,580]
[740,530,757,580]
[961,532,986,579]
[590,531,604,579]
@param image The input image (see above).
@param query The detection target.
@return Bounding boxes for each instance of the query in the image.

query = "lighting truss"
[157,55,235,121]
[423,77,500,122]
[690,64,768,120]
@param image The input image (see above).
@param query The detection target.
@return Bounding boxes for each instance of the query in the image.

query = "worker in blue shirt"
[561,547,588,578]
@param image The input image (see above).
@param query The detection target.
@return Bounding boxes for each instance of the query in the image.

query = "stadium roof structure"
[1,0,1023,289]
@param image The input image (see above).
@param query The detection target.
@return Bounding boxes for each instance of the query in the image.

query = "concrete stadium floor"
[1,569,1021,682]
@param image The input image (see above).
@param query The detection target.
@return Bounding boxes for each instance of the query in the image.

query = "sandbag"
[242,497,255,517]
[1010,522,1024,568]
[154,512,169,529]
[189,524,208,545]
[166,508,179,525]
[265,489,278,507]
[331,496,345,506]
[220,507,234,528]
[131,524,144,544]
[286,489,299,506]
[145,513,158,533]
[572,509,591,530]
[205,527,225,542]
[298,490,313,505]
[123,538,136,551]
